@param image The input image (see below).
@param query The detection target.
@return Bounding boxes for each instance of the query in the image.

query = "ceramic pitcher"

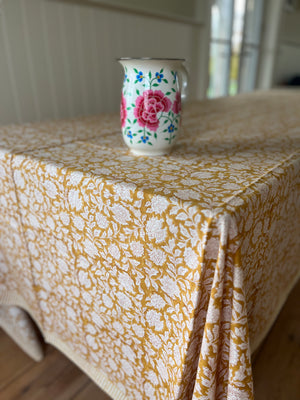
[118,58,188,156]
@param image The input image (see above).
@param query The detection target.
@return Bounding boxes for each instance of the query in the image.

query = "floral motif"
[136,71,144,82]
[120,66,181,149]
[134,90,172,132]
[141,136,149,143]
[168,124,175,133]
[172,91,181,114]
[171,70,177,84]
[155,72,164,83]
[120,93,127,128]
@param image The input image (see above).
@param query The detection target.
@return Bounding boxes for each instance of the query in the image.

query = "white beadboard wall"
[0,0,208,125]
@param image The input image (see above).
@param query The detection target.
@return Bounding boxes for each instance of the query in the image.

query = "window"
[208,0,264,98]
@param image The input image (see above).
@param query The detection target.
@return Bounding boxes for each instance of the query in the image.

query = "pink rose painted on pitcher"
[118,58,188,156]
[172,91,181,115]
[120,93,127,128]
[134,90,172,131]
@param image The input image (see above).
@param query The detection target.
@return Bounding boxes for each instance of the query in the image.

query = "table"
[0,90,299,400]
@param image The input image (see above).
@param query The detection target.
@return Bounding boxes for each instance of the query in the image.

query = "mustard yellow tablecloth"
[0,90,299,400]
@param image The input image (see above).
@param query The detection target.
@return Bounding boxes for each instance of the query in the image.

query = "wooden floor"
[0,279,299,400]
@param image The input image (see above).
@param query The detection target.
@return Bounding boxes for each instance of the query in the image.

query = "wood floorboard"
[71,380,111,400]
[0,344,88,400]
[252,279,300,400]
[0,329,36,391]
[0,279,299,399]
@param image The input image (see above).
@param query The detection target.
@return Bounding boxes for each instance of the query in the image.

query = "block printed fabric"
[0,90,299,400]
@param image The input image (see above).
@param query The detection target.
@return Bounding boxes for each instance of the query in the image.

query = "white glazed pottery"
[118,58,188,156]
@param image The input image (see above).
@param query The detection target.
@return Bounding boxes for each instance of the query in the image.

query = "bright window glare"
[208,0,263,98]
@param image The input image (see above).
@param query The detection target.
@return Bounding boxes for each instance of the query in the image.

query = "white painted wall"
[90,0,199,21]
[0,0,210,125]
[256,0,284,90]
[274,7,300,84]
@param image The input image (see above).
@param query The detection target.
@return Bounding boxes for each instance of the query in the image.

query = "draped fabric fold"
[192,214,252,400]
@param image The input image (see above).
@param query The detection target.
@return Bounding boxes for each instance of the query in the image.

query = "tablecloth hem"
[0,291,39,324]
[218,150,300,214]
[0,300,44,362]
[45,333,129,400]
[0,291,129,400]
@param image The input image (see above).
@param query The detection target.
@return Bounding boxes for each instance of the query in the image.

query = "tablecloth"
[0,90,299,400]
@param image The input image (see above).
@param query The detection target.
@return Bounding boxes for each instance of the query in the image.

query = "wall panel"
[0,0,206,125]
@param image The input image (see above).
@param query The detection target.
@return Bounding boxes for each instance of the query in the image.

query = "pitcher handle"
[179,64,189,103]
